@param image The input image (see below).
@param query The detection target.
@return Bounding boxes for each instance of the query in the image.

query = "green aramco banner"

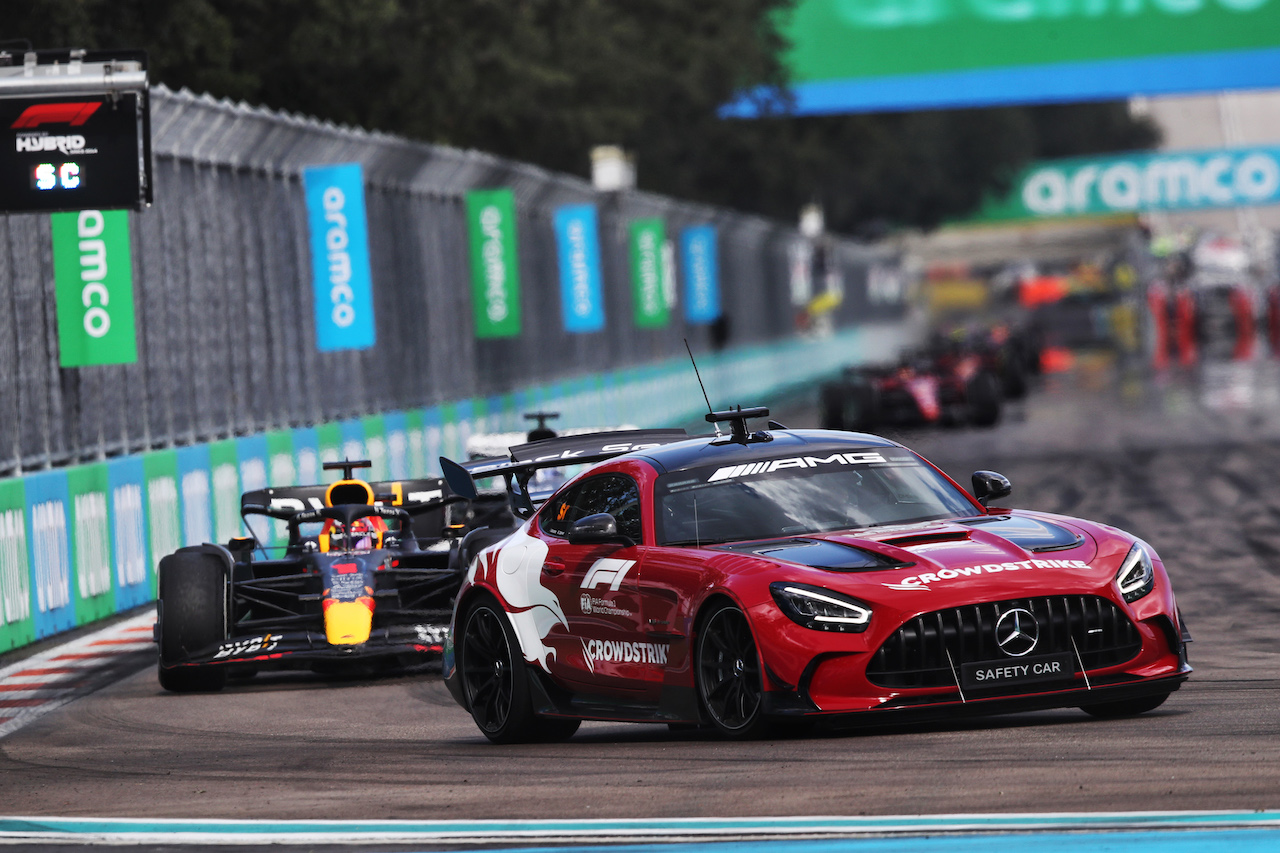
[630,218,670,329]
[465,188,522,339]
[51,209,138,366]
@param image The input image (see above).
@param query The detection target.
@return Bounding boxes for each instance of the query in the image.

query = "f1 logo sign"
[10,102,101,129]
[581,559,636,591]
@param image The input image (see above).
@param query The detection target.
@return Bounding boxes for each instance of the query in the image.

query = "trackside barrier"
[0,323,910,655]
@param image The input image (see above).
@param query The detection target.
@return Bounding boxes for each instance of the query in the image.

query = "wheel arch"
[452,582,542,672]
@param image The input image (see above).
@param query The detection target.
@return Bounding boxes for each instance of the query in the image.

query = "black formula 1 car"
[155,461,470,692]
[438,409,1189,743]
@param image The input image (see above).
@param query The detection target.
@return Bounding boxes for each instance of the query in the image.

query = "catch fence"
[0,85,908,476]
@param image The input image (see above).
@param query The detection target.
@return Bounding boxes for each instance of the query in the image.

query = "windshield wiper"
[661,538,732,547]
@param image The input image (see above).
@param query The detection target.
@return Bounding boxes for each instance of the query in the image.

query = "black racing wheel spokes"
[698,606,762,732]
[462,606,514,733]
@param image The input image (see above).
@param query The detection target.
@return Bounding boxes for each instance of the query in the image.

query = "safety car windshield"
[655,448,976,546]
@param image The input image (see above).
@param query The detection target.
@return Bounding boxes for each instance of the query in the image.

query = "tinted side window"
[541,482,584,539]
[540,475,641,543]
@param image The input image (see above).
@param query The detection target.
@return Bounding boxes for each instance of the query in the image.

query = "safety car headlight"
[1115,541,1155,603]
[770,582,872,633]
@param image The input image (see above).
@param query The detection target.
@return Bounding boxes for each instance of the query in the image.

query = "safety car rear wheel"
[157,551,229,693]
[458,597,579,743]
[695,601,770,739]
[1079,692,1171,718]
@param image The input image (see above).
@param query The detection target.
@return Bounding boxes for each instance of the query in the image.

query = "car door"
[537,473,656,694]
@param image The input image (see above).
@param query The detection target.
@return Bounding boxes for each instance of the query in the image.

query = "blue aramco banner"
[303,163,376,351]
[553,204,605,333]
[681,225,720,324]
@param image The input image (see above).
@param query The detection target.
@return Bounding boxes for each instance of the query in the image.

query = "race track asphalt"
[2,351,1279,824]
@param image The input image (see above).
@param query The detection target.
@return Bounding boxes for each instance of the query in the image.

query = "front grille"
[866,595,1141,689]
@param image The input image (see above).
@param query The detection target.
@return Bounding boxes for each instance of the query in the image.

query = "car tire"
[695,600,770,739]
[1001,360,1028,399]
[966,372,1002,428]
[819,383,848,430]
[821,379,879,432]
[1079,692,1171,719]
[458,596,576,743]
[532,716,582,742]
[157,551,229,693]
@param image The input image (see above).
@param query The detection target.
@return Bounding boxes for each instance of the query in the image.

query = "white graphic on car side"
[469,529,566,672]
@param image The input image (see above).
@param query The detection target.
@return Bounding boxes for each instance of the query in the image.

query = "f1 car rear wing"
[240,477,454,515]
[442,428,689,518]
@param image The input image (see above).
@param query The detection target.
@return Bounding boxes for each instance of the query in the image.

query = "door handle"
[541,560,566,577]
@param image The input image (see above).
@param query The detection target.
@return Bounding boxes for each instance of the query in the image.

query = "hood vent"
[881,530,971,548]
[958,515,1084,552]
[714,538,913,572]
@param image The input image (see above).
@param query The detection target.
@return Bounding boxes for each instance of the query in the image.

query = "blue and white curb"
[1,812,1280,847]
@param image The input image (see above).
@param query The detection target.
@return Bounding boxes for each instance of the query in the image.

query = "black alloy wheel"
[696,601,769,738]
[460,601,522,738]
[459,598,580,743]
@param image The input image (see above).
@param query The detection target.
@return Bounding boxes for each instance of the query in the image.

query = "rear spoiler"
[241,477,454,515]
[441,428,689,517]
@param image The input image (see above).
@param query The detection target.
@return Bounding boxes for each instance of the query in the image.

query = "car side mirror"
[971,470,1012,506]
[568,512,634,547]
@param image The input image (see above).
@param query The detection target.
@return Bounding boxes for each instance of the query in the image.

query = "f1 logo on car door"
[537,473,655,690]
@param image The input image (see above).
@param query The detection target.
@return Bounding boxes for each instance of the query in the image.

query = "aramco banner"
[681,225,721,324]
[465,188,522,338]
[51,209,137,367]
[630,219,670,329]
[972,145,1280,221]
[553,204,605,333]
[722,0,1280,114]
[303,163,376,351]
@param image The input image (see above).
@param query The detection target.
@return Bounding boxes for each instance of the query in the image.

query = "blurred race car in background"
[439,408,1191,743]
[819,328,1021,432]
[155,460,470,692]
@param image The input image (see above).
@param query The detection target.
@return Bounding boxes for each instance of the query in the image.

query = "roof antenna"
[685,338,720,436]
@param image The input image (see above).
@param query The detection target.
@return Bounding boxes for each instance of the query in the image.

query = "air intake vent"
[881,531,971,548]
[866,595,1141,689]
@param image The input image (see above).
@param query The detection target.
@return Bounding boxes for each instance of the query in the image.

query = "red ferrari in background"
[440,409,1190,742]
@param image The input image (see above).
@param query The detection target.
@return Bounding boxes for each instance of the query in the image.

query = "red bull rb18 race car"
[155,461,469,691]
[439,409,1190,742]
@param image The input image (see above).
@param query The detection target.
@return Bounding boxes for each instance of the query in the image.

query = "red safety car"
[439,410,1190,742]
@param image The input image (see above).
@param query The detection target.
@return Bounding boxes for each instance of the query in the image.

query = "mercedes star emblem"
[995,607,1039,657]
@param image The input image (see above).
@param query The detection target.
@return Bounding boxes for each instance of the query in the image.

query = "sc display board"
[723,0,1280,114]
[1,45,152,214]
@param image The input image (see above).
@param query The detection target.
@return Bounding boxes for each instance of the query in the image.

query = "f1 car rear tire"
[458,596,579,743]
[157,551,229,693]
[966,372,1002,428]
[1078,692,1171,719]
[821,380,878,432]
[695,600,770,739]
